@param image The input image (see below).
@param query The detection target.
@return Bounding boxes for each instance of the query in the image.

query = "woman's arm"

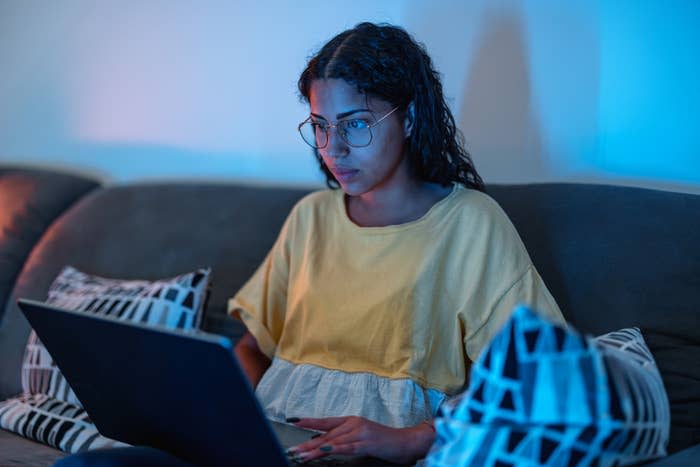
[234,331,271,389]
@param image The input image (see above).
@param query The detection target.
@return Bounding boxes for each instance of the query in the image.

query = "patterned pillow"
[426,305,670,467]
[0,266,211,453]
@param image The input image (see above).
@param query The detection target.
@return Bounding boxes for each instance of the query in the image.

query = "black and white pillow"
[0,394,125,453]
[0,266,211,453]
[426,305,670,467]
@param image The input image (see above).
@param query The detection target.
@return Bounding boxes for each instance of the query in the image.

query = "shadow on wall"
[457,9,548,184]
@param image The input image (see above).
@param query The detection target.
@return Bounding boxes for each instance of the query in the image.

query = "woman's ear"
[403,101,415,138]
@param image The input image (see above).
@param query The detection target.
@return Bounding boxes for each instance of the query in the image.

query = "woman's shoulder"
[297,188,340,205]
[444,184,527,247]
[292,188,340,214]
[284,188,342,227]
[448,184,510,223]
[446,184,533,267]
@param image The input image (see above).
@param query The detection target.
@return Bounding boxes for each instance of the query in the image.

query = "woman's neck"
[346,181,453,227]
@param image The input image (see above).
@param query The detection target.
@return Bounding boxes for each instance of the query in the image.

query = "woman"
[230,22,564,464]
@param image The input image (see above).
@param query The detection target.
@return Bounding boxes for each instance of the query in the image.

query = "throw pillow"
[426,305,670,467]
[0,266,211,453]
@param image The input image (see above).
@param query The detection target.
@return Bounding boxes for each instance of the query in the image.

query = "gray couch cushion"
[0,168,99,400]
[488,183,699,336]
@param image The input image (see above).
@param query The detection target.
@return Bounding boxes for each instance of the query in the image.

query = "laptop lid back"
[18,298,289,466]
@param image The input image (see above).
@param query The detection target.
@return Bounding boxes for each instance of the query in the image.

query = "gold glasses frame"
[297,106,400,149]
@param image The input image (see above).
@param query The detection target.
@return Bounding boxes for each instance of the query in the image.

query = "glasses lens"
[339,119,371,147]
[299,121,326,148]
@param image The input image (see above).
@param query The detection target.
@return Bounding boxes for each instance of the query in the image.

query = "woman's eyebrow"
[310,108,371,120]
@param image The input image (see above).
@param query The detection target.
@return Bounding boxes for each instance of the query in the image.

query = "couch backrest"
[4,179,699,366]
[489,183,699,336]
[2,178,698,450]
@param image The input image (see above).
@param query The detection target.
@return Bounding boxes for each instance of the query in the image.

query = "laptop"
[17,298,383,466]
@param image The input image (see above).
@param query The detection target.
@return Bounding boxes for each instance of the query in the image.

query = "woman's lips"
[331,167,359,183]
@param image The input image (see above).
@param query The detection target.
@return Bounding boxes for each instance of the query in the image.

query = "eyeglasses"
[297,106,400,149]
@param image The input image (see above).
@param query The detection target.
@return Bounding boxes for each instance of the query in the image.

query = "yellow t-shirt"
[229,184,563,394]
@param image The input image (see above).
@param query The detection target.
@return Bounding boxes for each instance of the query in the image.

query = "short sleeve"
[227,211,295,359]
[464,264,564,362]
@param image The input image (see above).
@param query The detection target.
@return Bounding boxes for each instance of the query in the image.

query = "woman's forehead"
[309,79,384,117]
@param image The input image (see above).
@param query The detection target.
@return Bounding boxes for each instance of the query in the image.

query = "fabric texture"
[229,185,563,425]
[0,266,210,454]
[256,357,447,428]
[426,305,670,467]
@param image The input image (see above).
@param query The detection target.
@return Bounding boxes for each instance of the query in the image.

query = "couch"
[0,166,698,466]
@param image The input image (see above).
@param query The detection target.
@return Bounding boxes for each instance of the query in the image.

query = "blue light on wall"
[597,1,700,185]
[0,1,698,191]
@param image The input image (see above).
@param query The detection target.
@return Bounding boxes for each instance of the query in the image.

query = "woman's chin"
[339,183,366,197]
[341,188,358,197]
[336,178,359,195]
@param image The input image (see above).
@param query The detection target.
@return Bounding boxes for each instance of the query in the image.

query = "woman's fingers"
[288,416,384,463]
[288,416,429,464]
[288,417,355,454]
[291,441,365,463]
[315,431,370,452]
[289,433,330,456]
[293,416,348,431]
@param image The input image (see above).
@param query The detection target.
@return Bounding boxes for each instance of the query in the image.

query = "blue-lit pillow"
[426,306,670,467]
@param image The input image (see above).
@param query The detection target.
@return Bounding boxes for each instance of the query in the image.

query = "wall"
[1,0,698,193]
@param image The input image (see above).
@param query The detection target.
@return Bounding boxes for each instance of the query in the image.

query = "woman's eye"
[345,119,369,129]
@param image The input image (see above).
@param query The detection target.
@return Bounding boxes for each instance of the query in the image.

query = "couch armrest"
[0,166,100,399]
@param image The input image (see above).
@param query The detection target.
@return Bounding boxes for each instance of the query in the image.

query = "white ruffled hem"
[256,357,448,428]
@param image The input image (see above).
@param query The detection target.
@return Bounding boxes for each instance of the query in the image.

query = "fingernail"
[319,445,333,452]
[311,433,322,439]
[286,417,300,423]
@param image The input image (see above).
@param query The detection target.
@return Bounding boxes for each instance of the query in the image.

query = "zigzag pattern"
[427,306,670,467]
[0,394,127,452]
[21,266,210,404]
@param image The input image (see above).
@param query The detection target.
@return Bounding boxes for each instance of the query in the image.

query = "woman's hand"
[286,416,435,465]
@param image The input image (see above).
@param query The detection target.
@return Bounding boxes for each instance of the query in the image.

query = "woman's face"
[308,79,410,197]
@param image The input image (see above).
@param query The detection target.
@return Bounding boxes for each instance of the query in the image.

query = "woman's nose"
[324,127,349,158]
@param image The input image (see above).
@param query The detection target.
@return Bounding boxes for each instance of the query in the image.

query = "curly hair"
[298,22,484,192]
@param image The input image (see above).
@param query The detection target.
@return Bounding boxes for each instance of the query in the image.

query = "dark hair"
[298,22,484,191]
